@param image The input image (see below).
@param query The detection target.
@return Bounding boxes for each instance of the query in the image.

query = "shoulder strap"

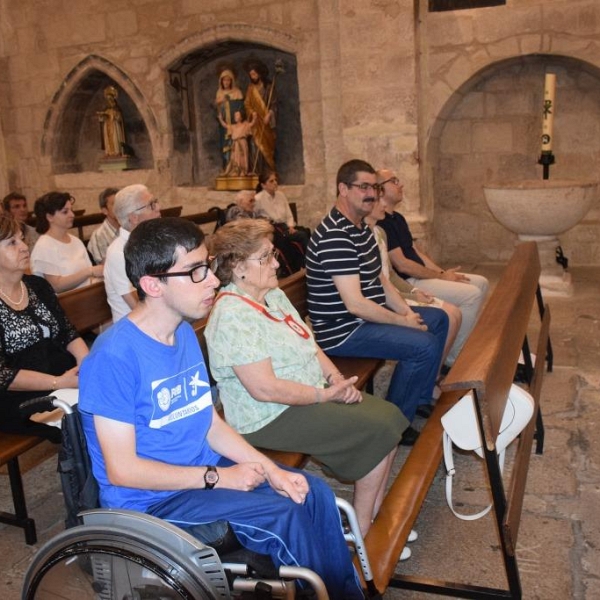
[443,430,506,521]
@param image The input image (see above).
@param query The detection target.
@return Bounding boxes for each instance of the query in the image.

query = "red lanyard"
[216,291,311,339]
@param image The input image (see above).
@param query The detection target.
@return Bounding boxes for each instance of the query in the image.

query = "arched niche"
[42,57,155,174]
[426,54,600,264]
[166,41,303,187]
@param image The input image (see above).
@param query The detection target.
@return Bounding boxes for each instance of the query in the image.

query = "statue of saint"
[244,61,277,173]
[219,110,257,177]
[215,69,244,170]
[97,86,127,157]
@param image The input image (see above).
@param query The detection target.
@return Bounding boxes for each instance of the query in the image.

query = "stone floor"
[1,265,599,599]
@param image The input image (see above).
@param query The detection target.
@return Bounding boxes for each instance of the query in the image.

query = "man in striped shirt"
[306,159,448,444]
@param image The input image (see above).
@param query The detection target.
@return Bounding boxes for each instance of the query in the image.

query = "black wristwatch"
[204,465,219,490]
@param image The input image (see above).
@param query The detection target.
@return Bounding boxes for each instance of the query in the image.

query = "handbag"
[441,383,535,520]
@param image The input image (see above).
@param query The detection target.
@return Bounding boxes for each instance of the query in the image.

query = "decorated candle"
[541,73,556,153]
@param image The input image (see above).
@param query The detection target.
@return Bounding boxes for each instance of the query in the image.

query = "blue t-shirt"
[306,207,385,351]
[79,318,220,511]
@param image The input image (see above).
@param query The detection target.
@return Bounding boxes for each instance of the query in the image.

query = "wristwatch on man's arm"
[204,465,219,489]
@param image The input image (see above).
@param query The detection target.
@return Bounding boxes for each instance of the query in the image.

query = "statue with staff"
[244,59,284,174]
[97,86,127,157]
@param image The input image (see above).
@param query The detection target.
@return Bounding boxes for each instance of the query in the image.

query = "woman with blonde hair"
[206,218,408,536]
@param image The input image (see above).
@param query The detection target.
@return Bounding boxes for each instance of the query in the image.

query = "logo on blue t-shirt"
[150,366,212,428]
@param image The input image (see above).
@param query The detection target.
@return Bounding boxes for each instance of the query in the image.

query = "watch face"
[205,470,218,484]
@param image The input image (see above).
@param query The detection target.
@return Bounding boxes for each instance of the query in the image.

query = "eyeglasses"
[149,258,218,284]
[246,248,280,265]
[379,177,400,187]
[132,199,159,213]
[346,182,384,196]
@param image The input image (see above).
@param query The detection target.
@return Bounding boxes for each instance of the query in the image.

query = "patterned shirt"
[87,219,118,264]
[305,207,385,351]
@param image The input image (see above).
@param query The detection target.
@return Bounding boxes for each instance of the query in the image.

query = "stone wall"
[0,0,599,266]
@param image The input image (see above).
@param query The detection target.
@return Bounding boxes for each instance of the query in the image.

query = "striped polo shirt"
[306,207,385,351]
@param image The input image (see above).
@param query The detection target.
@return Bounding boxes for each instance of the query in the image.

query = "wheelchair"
[20,396,378,600]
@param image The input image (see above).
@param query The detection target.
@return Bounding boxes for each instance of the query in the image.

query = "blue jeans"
[327,306,448,421]
[148,464,364,600]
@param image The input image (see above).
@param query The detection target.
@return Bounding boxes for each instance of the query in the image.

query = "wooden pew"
[360,241,549,599]
[0,434,45,544]
[58,281,112,334]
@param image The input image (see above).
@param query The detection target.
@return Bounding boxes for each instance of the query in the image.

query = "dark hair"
[33,192,73,234]
[98,187,119,210]
[2,192,26,213]
[125,217,205,301]
[336,159,376,194]
[256,170,277,193]
[210,219,274,286]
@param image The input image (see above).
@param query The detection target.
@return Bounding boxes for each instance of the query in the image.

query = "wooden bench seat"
[0,433,46,544]
[359,241,550,599]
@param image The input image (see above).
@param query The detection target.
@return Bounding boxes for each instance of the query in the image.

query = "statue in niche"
[215,68,244,170]
[244,59,280,174]
[97,86,127,157]
[219,110,257,177]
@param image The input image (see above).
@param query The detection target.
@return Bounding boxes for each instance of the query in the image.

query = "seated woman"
[255,170,309,274]
[0,215,88,442]
[205,219,408,536]
[364,195,461,369]
[30,192,103,293]
[225,190,259,222]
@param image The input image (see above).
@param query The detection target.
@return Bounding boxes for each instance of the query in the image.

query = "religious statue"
[215,68,245,170]
[97,86,127,157]
[244,60,278,173]
[219,110,257,177]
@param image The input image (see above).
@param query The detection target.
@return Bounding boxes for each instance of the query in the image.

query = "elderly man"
[88,187,119,264]
[104,184,161,322]
[376,168,489,365]
[306,159,449,443]
[225,189,257,221]
[2,192,39,252]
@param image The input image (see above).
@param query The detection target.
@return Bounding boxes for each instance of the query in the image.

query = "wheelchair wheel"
[22,514,231,600]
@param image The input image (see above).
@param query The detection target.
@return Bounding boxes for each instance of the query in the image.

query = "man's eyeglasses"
[346,182,384,196]
[246,248,280,265]
[132,199,159,213]
[149,258,218,284]
[379,177,400,187]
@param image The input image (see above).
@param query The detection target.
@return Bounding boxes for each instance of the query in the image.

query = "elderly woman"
[225,190,258,222]
[205,219,408,536]
[0,215,88,442]
[31,192,103,293]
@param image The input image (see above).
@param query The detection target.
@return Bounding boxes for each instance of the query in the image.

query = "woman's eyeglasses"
[246,249,280,265]
[149,258,218,284]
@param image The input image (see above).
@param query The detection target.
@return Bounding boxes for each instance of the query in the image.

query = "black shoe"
[416,404,434,419]
[399,426,420,446]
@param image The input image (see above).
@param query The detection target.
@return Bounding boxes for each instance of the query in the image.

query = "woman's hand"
[56,365,80,389]
[215,462,267,491]
[323,376,362,405]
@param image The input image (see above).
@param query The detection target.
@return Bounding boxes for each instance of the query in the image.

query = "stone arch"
[159,25,304,187]
[41,55,159,174]
[425,54,600,264]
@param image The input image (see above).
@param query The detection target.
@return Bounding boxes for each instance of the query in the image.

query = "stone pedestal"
[98,156,136,171]
[484,180,598,297]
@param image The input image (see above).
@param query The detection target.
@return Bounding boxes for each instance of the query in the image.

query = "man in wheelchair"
[78,217,365,600]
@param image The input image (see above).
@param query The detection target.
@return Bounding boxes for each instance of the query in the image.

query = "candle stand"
[538,151,555,180]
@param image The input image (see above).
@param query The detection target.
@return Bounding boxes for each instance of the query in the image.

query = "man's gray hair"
[235,190,255,204]
[114,184,149,230]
